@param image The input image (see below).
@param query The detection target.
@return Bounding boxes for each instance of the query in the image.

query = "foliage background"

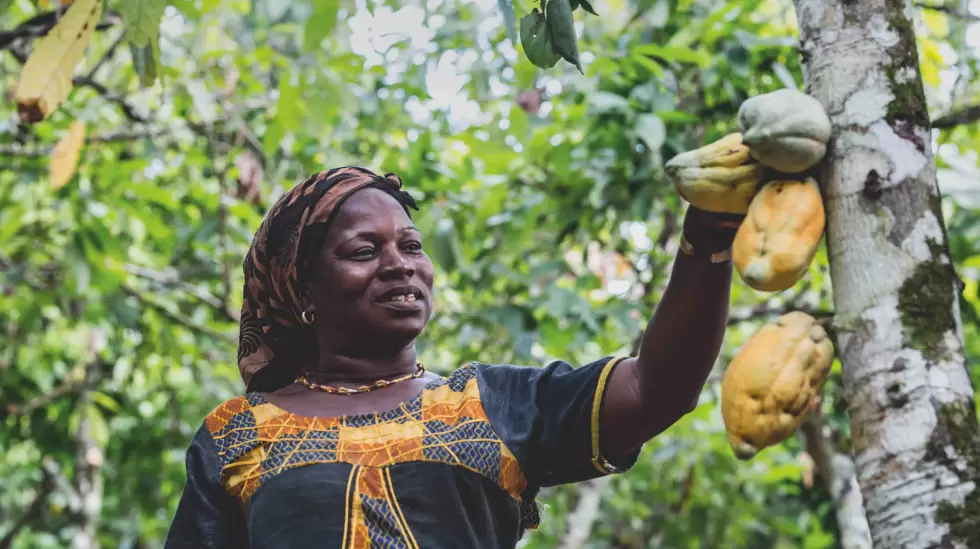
[1,0,979,547]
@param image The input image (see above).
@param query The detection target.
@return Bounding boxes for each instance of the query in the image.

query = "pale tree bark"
[72,381,103,549]
[71,334,106,549]
[800,411,872,549]
[556,477,611,549]
[791,0,980,548]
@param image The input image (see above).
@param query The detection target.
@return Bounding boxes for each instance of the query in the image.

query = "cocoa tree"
[792,0,980,547]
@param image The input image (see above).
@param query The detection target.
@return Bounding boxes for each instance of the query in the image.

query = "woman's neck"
[308,345,418,384]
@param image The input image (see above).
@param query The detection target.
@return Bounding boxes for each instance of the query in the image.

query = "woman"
[164,166,741,548]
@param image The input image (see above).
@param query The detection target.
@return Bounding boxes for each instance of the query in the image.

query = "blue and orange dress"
[163,356,640,548]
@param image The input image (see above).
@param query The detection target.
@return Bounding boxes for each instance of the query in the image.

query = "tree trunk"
[557,477,611,549]
[790,0,980,548]
[72,384,103,549]
[800,412,872,549]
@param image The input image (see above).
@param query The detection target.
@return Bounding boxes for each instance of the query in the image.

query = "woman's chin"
[371,317,428,343]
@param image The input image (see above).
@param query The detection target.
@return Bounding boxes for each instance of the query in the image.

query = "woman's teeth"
[390,294,417,302]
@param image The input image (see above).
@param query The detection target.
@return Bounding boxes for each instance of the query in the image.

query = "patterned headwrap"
[237,166,418,393]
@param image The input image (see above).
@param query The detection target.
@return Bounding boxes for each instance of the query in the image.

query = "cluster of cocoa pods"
[664,88,836,460]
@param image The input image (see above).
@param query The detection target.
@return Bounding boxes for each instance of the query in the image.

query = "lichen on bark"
[926,400,980,548]
[883,0,930,127]
[897,238,958,361]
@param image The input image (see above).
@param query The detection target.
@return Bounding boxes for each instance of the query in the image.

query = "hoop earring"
[301,309,315,325]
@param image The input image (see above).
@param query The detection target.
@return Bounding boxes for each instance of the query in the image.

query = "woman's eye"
[350,247,375,259]
[405,241,423,252]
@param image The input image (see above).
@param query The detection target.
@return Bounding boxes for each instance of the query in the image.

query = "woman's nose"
[380,251,415,278]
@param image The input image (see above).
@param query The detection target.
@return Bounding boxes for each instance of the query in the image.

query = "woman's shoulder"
[198,392,266,440]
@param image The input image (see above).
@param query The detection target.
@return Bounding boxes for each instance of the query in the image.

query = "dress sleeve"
[475,356,642,488]
[163,423,249,549]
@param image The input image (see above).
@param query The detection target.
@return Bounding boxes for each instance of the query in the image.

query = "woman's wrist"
[679,207,744,261]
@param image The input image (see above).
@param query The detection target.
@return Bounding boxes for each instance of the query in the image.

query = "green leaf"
[498,0,519,45]
[631,51,665,78]
[588,91,631,114]
[303,0,340,51]
[118,0,167,47]
[276,72,302,130]
[84,403,110,448]
[634,113,666,150]
[185,80,218,123]
[633,44,712,67]
[119,0,166,85]
[546,0,582,72]
[128,41,159,88]
[91,391,120,413]
[519,9,561,69]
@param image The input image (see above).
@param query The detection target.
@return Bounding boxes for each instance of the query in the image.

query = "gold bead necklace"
[295,362,425,395]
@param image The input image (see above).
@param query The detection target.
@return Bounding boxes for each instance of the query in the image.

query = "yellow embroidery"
[205,367,526,505]
[341,466,357,548]
[384,467,419,549]
[338,466,420,549]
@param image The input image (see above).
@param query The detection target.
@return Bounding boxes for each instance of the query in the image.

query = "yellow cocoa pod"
[721,311,834,460]
[737,88,832,173]
[732,177,825,292]
[664,132,763,215]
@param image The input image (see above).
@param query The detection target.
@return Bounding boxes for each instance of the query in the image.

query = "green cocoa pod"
[546,0,582,72]
[520,9,560,69]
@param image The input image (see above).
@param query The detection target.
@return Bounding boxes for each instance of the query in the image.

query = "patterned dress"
[163,356,640,548]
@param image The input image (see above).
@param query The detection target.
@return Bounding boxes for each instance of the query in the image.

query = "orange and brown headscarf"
[237,166,417,393]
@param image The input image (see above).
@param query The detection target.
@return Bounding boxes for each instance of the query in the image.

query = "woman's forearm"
[633,249,733,427]
[602,208,741,457]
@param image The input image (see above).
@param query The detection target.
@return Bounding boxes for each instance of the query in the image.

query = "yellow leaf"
[15,0,103,123]
[50,121,86,189]
[920,38,947,90]
[922,8,949,37]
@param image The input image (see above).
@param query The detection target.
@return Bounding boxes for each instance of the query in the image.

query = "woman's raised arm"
[600,206,743,459]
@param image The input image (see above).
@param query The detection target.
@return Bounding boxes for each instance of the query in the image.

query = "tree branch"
[931,103,980,129]
[0,10,119,52]
[915,2,980,22]
[205,129,236,313]
[72,376,102,549]
[41,455,83,515]
[121,284,236,343]
[0,467,54,549]
[799,410,872,549]
[726,304,833,325]
[124,263,239,322]
[4,367,99,418]
[72,76,150,123]
[0,128,172,158]
[85,30,125,81]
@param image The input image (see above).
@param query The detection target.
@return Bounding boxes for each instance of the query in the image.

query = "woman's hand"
[680,206,744,256]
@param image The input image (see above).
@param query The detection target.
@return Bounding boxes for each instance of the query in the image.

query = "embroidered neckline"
[249,368,468,422]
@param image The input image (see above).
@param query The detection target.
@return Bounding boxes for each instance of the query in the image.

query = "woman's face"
[307,187,435,353]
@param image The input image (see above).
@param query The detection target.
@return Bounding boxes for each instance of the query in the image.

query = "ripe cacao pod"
[732,177,825,292]
[664,132,763,215]
[736,88,831,174]
[721,311,834,460]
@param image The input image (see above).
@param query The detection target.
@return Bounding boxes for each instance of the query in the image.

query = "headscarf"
[237,166,418,393]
